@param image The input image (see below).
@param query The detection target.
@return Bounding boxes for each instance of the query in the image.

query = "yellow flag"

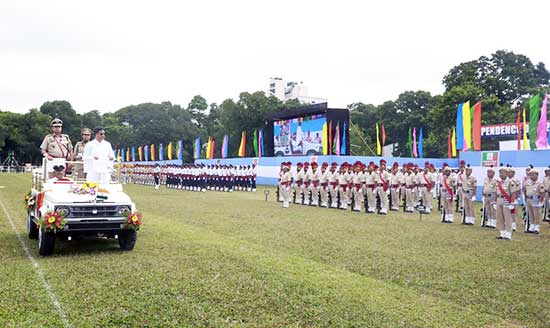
[322,122,328,155]
[376,122,381,155]
[451,127,457,157]
[167,142,173,160]
[523,108,530,150]
[462,101,471,150]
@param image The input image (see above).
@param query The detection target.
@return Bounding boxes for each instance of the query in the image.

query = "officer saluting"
[40,118,73,160]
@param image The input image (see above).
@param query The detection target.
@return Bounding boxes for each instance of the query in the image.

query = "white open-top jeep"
[26,159,139,256]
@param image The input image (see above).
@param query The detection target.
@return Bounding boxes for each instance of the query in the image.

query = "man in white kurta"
[83,128,115,184]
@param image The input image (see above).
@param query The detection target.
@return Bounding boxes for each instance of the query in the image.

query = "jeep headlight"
[55,206,70,217]
[118,205,131,216]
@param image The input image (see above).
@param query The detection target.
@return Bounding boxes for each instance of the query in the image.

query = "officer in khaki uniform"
[524,169,544,234]
[351,161,364,212]
[40,118,73,160]
[328,163,339,208]
[404,164,416,213]
[440,164,456,223]
[338,163,350,209]
[418,162,435,214]
[461,165,477,225]
[365,162,377,213]
[389,162,401,211]
[507,167,521,231]
[293,163,304,204]
[495,166,519,240]
[319,163,330,207]
[482,167,497,228]
[72,127,92,180]
[544,167,550,222]
[377,159,390,214]
[280,162,293,208]
[309,162,321,206]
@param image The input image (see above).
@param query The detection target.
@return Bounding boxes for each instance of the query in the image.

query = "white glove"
[471,196,476,201]
[506,205,514,210]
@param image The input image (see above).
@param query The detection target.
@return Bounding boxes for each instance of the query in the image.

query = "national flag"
[131,147,136,162]
[167,142,173,160]
[529,94,541,150]
[334,122,340,155]
[159,143,164,161]
[536,94,548,149]
[456,103,464,150]
[451,127,457,157]
[376,122,381,155]
[322,122,328,155]
[407,127,412,157]
[341,122,346,155]
[447,129,452,159]
[412,127,418,158]
[253,129,258,157]
[462,101,471,151]
[516,111,521,150]
[238,131,246,157]
[151,144,156,161]
[418,127,423,158]
[523,108,529,150]
[259,129,264,157]
[221,135,229,159]
[472,101,482,150]
[381,122,386,146]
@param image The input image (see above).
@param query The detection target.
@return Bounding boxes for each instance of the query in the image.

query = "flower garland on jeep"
[40,211,67,232]
[123,211,142,231]
[70,182,110,195]
[24,192,36,212]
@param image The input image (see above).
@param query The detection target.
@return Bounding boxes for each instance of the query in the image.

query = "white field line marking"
[0,197,71,328]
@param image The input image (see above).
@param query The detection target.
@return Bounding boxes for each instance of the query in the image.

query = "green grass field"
[1,173,549,327]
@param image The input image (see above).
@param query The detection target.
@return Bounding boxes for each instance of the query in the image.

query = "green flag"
[253,129,258,157]
[529,94,541,150]
[407,127,412,157]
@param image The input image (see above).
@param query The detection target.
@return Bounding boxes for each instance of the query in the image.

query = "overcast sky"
[1,0,549,114]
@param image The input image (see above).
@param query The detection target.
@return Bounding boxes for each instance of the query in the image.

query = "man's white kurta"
[83,139,115,183]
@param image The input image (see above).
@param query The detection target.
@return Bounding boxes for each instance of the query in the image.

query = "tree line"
[1,50,549,164]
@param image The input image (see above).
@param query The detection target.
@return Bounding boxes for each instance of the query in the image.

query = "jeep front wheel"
[38,229,56,256]
[118,230,137,251]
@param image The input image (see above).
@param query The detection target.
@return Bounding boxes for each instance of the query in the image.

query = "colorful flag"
[381,122,386,146]
[462,101,471,151]
[206,137,211,159]
[322,122,328,155]
[516,111,521,150]
[259,129,264,157]
[138,146,143,161]
[334,122,340,155]
[151,144,156,161]
[238,131,246,157]
[536,94,548,149]
[194,137,201,159]
[451,127,457,157]
[221,135,229,159]
[407,127,412,157]
[447,129,452,159]
[131,147,136,162]
[126,148,130,162]
[177,140,183,160]
[418,128,423,158]
[412,127,418,158]
[376,122,381,155]
[328,121,333,155]
[209,137,215,159]
[341,122,346,155]
[120,148,125,162]
[523,108,529,150]
[159,143,164,161]
[472,101,482,150]
[529,94,541,150]
[144,145,149,161]
[456,103,464,150]
[167,142,173,160]
[253,129,258,157]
